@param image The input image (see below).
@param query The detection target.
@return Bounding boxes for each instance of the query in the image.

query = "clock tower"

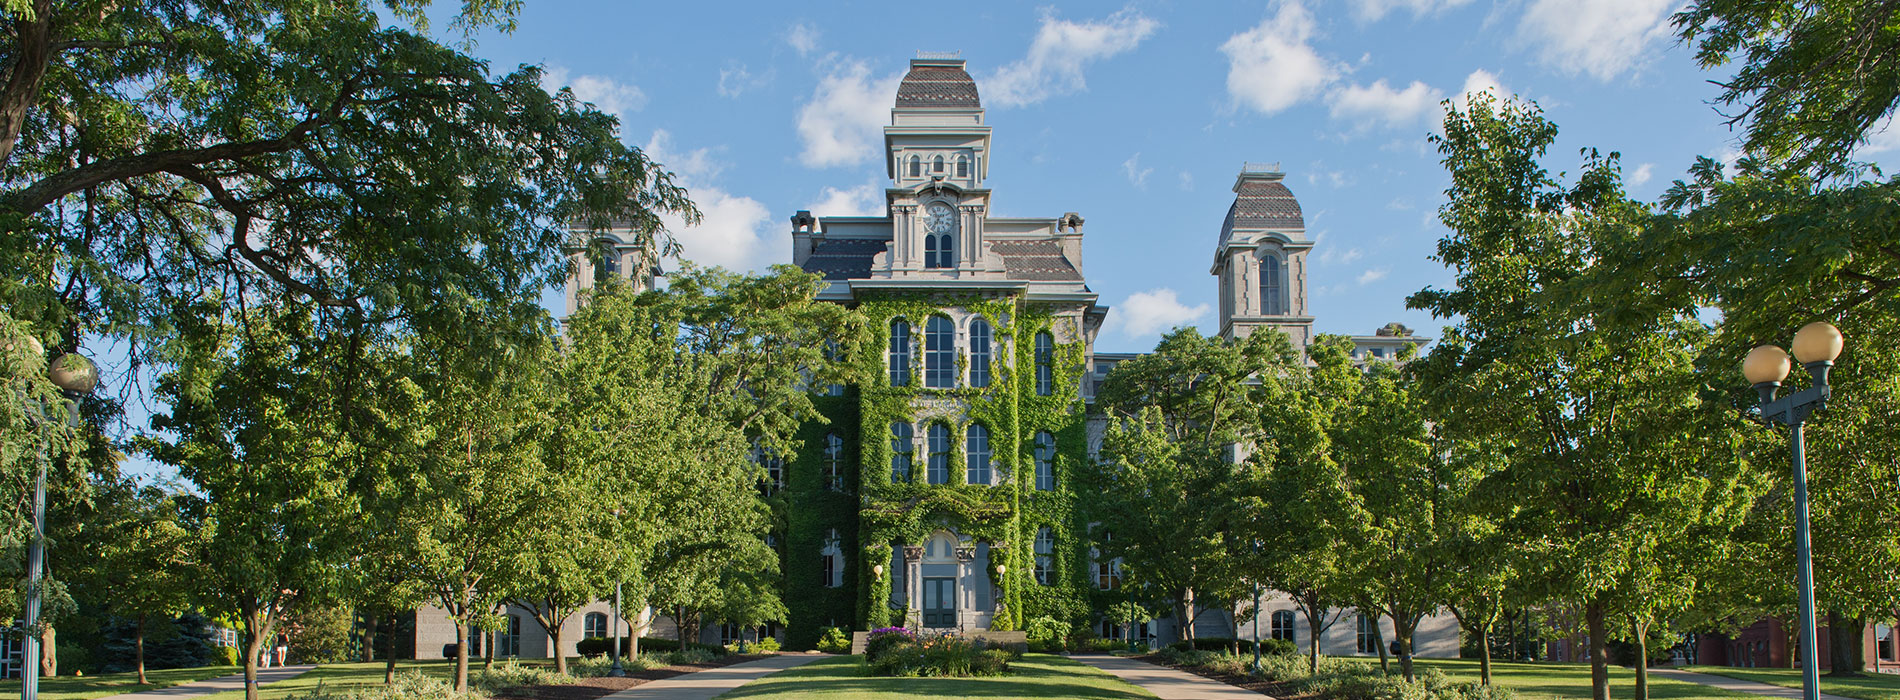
[874,53,998,278]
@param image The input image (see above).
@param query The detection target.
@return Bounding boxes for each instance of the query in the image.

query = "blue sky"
[477,0,1898,353]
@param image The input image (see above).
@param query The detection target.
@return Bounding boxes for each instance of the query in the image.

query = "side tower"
[562,224,659,316]
[1212,164,1314,352]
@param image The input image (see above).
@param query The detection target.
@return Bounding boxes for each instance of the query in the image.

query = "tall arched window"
[924,232,953,269]
[957,155,969,177]
[889,319,911,387]
[584,612,608,640]
[890,422,913,483]
[1261,255,1286,315]
[1034,527,1054,585]
[933,155,945,173]
[1034,431,1056,491]
[823,433,844,491]
[926,423,951,484]
[966,423,992,485]
[1271,610,1296,641]
[924,316,955,389]
[909,155,921,177]
[497,614,522,657]
[1034,331,1055,396]
[968,318,992,388]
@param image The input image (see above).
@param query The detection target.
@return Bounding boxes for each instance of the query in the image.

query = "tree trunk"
[242,607,269,700]
[483,628,494,670]
[1396,615,1417,682]
[1633,616,1650,700]
[1180,588,1197,643]
[1828,610,1864,676]
[678,607,690,646]
[0,0,54,168]
[135,615,148,685]
[1587,599,1610,700]
[362,611,376,663]
[550,624,566,675]
[1374,614,1390,673]
[453,621,470,692]
[382,615,399,684]
[39,624,54,677]
[1303,594,1324,673]
[1479,617,1494,686]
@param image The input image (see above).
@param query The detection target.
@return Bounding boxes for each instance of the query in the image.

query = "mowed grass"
[0,665,244,700]
[714,654,1156,699]
[1681,665,1900,700]
[1406,659,1757,699]
[194,660,467,700]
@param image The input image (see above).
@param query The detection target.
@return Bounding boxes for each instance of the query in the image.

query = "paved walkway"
[97,665,316,700]
[1072,655,1265,699]
[599,655,822,700]
[1650,668,1855,700]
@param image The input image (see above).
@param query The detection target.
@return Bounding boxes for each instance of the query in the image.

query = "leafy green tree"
[498,471,616,675]
[1674,0,1900,176]
[92,480,193,684]
[1089,327,1293,642]
[1411,95,1762,700]
[144,303,357,700]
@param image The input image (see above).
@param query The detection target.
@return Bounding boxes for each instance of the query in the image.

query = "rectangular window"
[1034,527,1054,585]
[924,316,955,388]
[1034,432,1055,491]
[966,424,991,485]
[1357,615,1381,654]
[1271,611,1295,641]
[927,424,951,485]
[1096,560,1120,590]
[1034,332,1055,396]
[969,319,992,388]
[823,433,845,491]
[890,422,913,483]
[889,320,912,387]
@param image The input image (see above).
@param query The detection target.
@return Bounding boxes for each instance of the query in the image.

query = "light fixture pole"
[21,351,98,700]
[1743,321,1845,700]
[609,582,625,677]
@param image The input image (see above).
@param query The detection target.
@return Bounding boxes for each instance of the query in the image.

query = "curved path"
[600,655,821,700]
[96,666,316,700]
[1649,668,1856,700]
[1071,655,1265,699]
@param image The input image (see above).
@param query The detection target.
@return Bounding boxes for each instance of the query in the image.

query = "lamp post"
[609,582,625,677]
[22,351,97,700]
[1743,321,1845,700]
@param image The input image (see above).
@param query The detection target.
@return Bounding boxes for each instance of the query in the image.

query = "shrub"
[664,649,716,665]
[1168,637,1257,654]
[863,632,1011,677]
[815,626,851,654]
[1026,638,1063,654]
[1260,638,1297,656]
[575,636,623,657]
[285,671,477,700]
[1025,616,1069,645]
[636,637,728,657]
[472,660,573,693]
[973,648,1012,676]
[863,627,916,665]
[214,645,240,666]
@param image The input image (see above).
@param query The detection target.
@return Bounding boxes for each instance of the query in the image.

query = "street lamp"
[21,350,97,700]
[609,507,626,678]
[1744,321,1844,700]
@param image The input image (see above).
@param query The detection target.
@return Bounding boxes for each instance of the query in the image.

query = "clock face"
[925,203,957,235]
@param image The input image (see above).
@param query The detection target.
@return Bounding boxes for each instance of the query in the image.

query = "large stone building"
[405,54,1450,660]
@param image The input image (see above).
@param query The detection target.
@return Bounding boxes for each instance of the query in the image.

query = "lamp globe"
[47,353,98,394]
[1792,322,1844,365]
[1744,345,1791,385]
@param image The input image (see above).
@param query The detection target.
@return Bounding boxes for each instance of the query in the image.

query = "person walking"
[274,631,290,667]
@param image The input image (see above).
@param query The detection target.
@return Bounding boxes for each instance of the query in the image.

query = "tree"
[1674,0,1900,177]
[1411,95,1763,700]
[145,303,357,700]
[1088,327,1293,643]
[498,474,616,675]
[92,480,194,684]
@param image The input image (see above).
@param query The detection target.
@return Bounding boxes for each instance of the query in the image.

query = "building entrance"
[922,577,955,627]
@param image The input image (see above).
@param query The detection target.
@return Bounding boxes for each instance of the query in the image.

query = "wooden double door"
[922,577,955,627]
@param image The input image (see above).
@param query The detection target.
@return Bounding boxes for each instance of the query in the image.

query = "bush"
[863,627,916,665]
[815,626,851,654]
[214,645,240,666]
[973,648,1011,675]
[1260,638,1297,656]
[636,636,728,657]
[664,649,716,665]
[1168,637,1257,654]
[575,637,624,657]
[285,671,477,700]
[863,632,1010,677]
[1025,616,1069,645]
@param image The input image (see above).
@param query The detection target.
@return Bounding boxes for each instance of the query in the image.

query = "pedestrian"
[274,631,290,667]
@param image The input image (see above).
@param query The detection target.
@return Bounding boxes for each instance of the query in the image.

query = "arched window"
[908,155,921,177]
[933,155,945,173]
[890,422,913,483]
[823,433,845,491]
[968,318,992,388]
[966,423,992,485]
[1271,610,1296,641]
[1034,527,1054,585]
[1261,255,1286,315]
[821,530,843,588]
[889,319,911,387]
[927,423,951,484]
[924,316,955,389]
[1034,331,1055,396]
[597,243,620,282]
[1034,431,1056,491]
[957,155,969,177]
[497,614,522,657]
[584,612,609,640]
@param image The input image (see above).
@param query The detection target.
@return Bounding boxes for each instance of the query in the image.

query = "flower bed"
[862,627,1016,677]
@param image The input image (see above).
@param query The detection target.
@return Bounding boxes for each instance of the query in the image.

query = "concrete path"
[1650,669,1855,700]
[96,665,316,700]
[599,655,822,700]
[1072,655,1265,699]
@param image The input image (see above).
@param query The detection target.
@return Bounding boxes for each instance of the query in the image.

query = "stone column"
[904,545,923,627]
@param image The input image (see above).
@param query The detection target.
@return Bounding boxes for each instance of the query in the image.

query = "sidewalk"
[97,665,316,700]
[1650,668,1856,700]
[1072,655,1265,699]
[598,655,821,700]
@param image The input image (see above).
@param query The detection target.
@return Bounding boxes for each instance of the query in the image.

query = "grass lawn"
[0,666,245,700]
[1408,659,1757,699]
[713,654,1156,699]
[193,661,464,700]
[1681,665,1900,700]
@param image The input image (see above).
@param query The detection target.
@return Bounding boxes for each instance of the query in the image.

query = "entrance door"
[922,577,956,628]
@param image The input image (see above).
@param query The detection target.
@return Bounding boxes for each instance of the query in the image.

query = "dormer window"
[909,155,921,178]
[933,155,945,173]
[957,156,969,177]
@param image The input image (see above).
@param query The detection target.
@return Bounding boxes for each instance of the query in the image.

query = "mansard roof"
[1218,176,1305,245]
[991,240,1082,281]
[802,238,885,280]
[896,59,981,109]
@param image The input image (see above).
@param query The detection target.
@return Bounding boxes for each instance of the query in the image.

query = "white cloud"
[1358,267,1389,285]
[795,58,901,168]
[1329,79,1443,131]
[787,22,820,57]
[1108,288,1209,338]
[1221,1,1343,114]
[1516,0,1674,81]
[987,8,1160,107]
[1859,115,1900,156]
[541,67,647,120]
[1350,0,1474,21]
[1122,153,1153,189]
[1319,245,1363,266]
[1460,69,1508,104]
[1630,162,1655,186]
[1178,171,1195,190]
[809,183,884,218]
[718,62,771,98]
[644,131,782,272]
